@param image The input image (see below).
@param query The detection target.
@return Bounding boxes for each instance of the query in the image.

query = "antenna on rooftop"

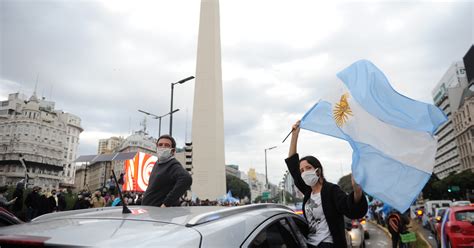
[49,85,54,100]
[112,170,131,214]
[140,116,147,133]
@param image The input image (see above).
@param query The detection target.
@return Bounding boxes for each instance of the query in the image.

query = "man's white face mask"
[301,168,319,187]
[157,147,173,162]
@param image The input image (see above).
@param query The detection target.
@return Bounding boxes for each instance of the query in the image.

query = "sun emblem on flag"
[333,93,353,127]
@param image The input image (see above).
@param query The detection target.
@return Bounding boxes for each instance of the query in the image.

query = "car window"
[455,210,474,222]
[249,218,300,248]
[287,217,308,248]
[437,209,446,217]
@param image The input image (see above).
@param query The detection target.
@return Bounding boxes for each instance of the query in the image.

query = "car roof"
[449,205,474,212]
[32,205,224,225]
[0,204,297,247]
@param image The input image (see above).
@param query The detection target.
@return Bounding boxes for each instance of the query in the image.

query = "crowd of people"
[0,181,241,223]
[72,189,144,209]
[0,181,69,222]
[0,178,149,222]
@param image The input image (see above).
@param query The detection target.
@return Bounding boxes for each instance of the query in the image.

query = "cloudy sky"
[1,0,473,185]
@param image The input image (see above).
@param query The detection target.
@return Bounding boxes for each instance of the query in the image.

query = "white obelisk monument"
[191,0,226,200]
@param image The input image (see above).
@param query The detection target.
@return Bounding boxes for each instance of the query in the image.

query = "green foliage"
[423,170,474,200]
[226,175,251,200]
[337,173,352,193]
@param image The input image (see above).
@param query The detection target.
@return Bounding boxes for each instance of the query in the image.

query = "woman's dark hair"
[299,156,324,177]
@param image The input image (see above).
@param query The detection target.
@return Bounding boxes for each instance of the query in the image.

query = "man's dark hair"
[300,156,324,177]
[157,134,176,148]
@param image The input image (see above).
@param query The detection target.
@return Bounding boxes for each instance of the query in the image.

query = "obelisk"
[191,0,226,200]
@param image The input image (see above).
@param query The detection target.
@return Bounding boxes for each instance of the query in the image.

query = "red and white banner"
[123,152,157,192]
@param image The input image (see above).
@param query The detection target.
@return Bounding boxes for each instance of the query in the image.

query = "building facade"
[0,92,83,188]
[431,62,468,179]
[225,164,240,178]
[118,130,156,155]
[453,85,474,173]
[247,168,266,202]
[452,46,474,174]
[98,136,124,154]
[281,170,304,200]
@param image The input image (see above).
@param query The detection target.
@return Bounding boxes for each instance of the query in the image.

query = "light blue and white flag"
[440,208,450,248]
[300,59,447,212]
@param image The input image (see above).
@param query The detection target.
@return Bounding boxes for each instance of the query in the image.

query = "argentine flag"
[300,60,447,212]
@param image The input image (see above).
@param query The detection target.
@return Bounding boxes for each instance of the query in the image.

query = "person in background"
[106,195,115,207]
[37,190,51,216]
[57,190,67,211]
[0,185,17,209]
[135,194,143,205]
[11,180,24,218]
[90,191,106,208]
[387,209,410,248]
[285,120,368,248]
[48,189,58,212]
[106,176,116,195]
[142,135,192,207]
[24,186,41,221]
[73,193,91,210]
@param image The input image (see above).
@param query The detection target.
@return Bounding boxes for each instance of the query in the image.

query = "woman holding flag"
[285,120,368,248]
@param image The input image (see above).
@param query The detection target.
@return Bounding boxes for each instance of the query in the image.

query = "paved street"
[366,222,391,248]
[416,221,437,248]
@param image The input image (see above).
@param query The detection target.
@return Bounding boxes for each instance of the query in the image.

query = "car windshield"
[455,210,474,222]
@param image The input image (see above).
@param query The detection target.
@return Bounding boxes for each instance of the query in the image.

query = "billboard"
[123,152,157,192]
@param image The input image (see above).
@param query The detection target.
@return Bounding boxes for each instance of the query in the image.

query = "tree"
[422,173,442,200]
[337,173,352,193]
[423,170,474,201]
[226,175,251,200]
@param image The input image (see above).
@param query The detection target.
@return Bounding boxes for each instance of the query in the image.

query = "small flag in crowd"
[300,59,447,212]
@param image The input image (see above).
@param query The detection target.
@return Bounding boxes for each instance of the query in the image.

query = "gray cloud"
[1,0,473,184]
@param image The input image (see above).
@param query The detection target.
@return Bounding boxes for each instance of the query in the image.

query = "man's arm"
[162,165,192,207]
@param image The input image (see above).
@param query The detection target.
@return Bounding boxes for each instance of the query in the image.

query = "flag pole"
[281,129,293,143]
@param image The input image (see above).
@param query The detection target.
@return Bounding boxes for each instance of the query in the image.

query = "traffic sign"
[262,192,270,200]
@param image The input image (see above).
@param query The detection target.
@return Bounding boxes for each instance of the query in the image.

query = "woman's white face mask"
[301,168,319,187]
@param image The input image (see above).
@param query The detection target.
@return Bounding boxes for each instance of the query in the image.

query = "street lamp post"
[138,109,180,137]
[169,76,195,136]
[264,146,277,190]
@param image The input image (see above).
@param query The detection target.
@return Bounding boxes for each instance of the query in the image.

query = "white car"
[452,200,471,207]
[345,217,365,248]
